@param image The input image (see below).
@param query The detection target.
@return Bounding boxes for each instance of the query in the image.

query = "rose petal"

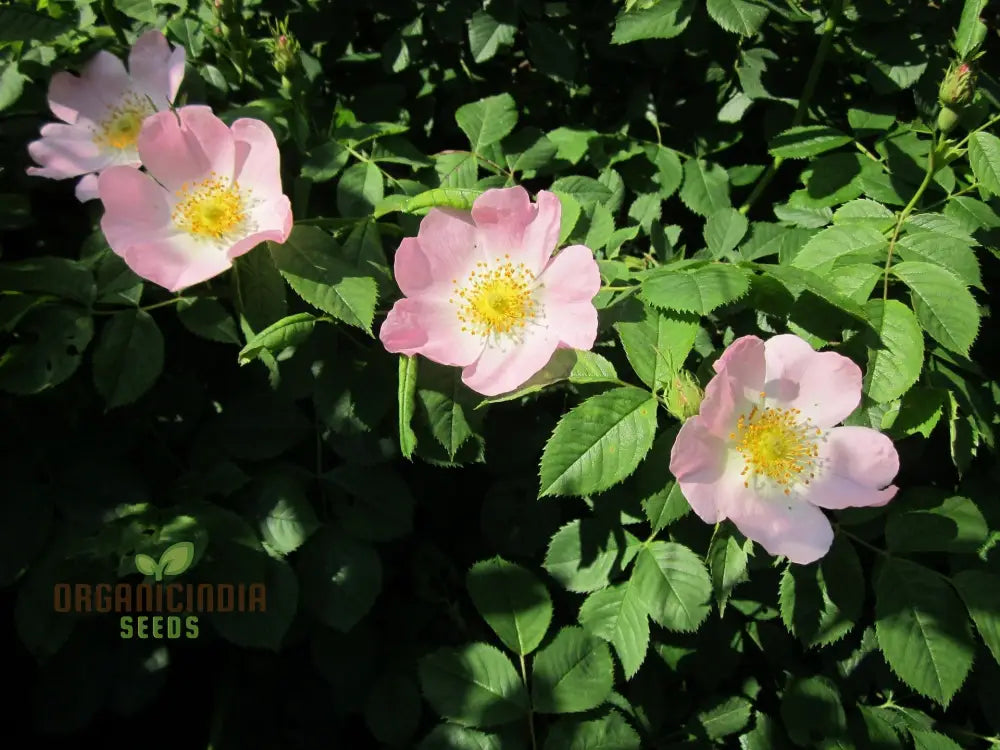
[379,297,485,366]
[75,173,100,202]
[543,300,598,350]
[461,325,559,396]
[763,334,862,427]
[670,417,729,523]
[403,208,481,297]
[98,166,173,251]
[519,190,562,274]
[128,30,185,108]
[231,118,283,197]
[471,186,536,265]
[137,106,235,191]
[806,426,899,509]
[26,123,108,179]
[537,244,600,303]
[724,484,835,565]
[226,196,293,259]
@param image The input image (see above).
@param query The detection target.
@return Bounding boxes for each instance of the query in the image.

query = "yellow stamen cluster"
[172,173,247,240]
[450,255,537,339]
[731,395,821,495]
[94,93,155,151]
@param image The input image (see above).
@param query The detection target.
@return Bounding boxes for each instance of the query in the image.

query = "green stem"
[882,143,936,300]
[519,654,537,750]
[100,0,128,46]
[739,0,844,215]
[953,112,1000,151]
[92,297,187,316]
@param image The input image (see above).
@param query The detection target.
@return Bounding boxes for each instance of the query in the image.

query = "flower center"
[731,401,821,494]
[94,94,155,151]
[451,256,538,338]
[172,174,247,240]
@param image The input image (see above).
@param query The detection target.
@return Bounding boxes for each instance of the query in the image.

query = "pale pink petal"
[121,233,234,292]
[127,30,185,107]
[763,334,862,427]
[392,237,439,298]
[519,190,562,274]
[471,186,539,269]
[75,173,100,202]
[670,417,729,523]
[231,118,283,197]
[379,298,484,366]
[543,300,597,350]
[98,166,173,250]
[698,373,745,439]
[47,71,106,125]
[137,106,235,192]
[713,335,766,393]
[725,486,834,565]
[227,197,293,259]
[27,123,109,179]
[537,245,600,303]
[806,427,899,509]
[82,50,131,103]
[410,208,482,293]
[461,326,560,396]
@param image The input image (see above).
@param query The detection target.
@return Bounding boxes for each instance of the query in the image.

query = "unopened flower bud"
[937,106,962,134]
[266,18,300,75]
[665,370,704,422]
[939,62,976,109]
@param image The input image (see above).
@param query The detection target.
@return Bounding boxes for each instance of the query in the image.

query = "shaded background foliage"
[3,0,1000,748]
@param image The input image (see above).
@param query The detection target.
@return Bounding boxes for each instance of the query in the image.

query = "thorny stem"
[519,654,537,750]
[882,142,936,300]
[739,0,844,215]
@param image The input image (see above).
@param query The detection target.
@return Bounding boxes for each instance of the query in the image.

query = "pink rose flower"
[379,187,601,396]
[27,30,186,202]
[669,334,899,565]
[98,105,293,292]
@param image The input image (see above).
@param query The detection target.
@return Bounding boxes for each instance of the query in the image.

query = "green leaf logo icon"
[135,541,196,581]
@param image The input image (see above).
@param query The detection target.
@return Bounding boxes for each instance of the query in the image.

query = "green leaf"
[467,557,553,656]
[233,247,287,336]
[337,161,384,217]
[910,730,965,750]
[0,257,95,305]
[376,187,482,219]
[252,470,320,554]
[967,132,1000,196]
[633,542,711,632]
[301,141,350,182]
[418,725,505,750]
[778,537,863,648]
[468,10,516,63]
[951,569,1000,667]
[738,712,788,750]
[896,231,982,289]
[544,520,638,594]
[758,264,867,321]
[791,225,888,274]
[268,225,377,334]
[0,5,72,41]
[780,676,847,747]
[91,309,164,408]
[875,558,975,707]
[863,299,924,404]
[706,0,769,36]
[0,304,93,395]
[549,176,614,209]
[542,710,641,749]
[419,643,528,727]
[768,126,852,159]
[298,526,382,632]
[113,0,180,24]
[177,297,241,344]
[398,355,419,459]
[238,313,318,364]
[704,207,749,258]
[848,106,896,135]
[885,492,987,554]
[158,541,195,577]
[365,673,422,746]
[615,307,698,392]
[640,264,750,314]
[698,696,753,740]
[611,0,694,43]
[456,94,518,152]
[578,581,649,679]
[891,261,980,356]
[531,626,614,714]
[832,199,895,229]
[538,387,658,498]
[954,0,989,59]
[417,361,480,460]
[679,159,731,216]
[739,223,815,262]
[134,553,157,576]
[707,526,750,615]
